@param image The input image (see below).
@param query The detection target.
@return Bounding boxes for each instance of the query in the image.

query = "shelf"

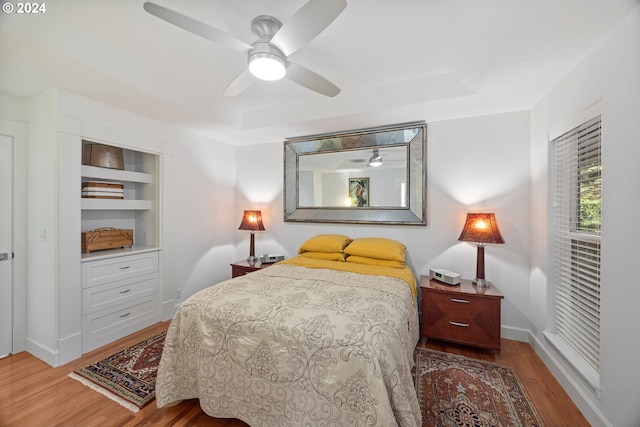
[81,165,152,184]
[80,246,161,262]
[81,198,152,210]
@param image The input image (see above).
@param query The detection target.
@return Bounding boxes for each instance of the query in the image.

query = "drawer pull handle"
[119,289,131,294]
[119,266,130,270]
[449,321,469,327]
[120,312,131,318]
[450,298,469,304]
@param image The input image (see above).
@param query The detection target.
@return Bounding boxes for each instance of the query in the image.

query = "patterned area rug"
[69,332,166,412]
[415,347,544,427]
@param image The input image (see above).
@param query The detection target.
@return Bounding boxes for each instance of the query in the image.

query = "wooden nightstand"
[420,275,504,350]
[230,260,273,278]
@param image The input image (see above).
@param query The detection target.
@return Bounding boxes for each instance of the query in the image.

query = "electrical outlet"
[39,228,46,241]
[175,288,181,299]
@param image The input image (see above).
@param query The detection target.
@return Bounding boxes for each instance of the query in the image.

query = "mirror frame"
[284,121,427,225]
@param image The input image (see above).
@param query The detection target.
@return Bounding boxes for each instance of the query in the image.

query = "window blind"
[552,115,601,373]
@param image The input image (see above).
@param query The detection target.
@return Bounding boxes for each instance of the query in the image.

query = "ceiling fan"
[143,0,346,97]
[343,148,403,168]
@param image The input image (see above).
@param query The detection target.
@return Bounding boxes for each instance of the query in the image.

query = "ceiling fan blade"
[271,0,347,57]
[223,69,256,97]
[287,62,341,97]
[143,2,252,53]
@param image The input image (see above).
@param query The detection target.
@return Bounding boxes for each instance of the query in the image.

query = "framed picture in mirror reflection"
[349,177,369,207]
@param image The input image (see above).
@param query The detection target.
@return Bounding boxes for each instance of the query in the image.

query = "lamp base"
[472,278,489,288]
[246,231,258,264]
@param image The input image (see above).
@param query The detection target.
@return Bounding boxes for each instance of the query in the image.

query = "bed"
[156,235,422,426]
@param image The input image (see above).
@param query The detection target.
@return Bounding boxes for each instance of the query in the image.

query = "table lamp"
[458,213,504,288]
[238,210,265,263]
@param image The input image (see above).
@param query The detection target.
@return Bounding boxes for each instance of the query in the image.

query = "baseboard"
[162,299,177,321]
[500,325,530,342]
[525,330,613,427]
[58,332,82,365]
[24,336,59,367]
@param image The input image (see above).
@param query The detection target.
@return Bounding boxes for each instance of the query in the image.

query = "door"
[0,135,12,357]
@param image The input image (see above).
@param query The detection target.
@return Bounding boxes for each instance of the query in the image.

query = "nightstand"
[420,275,504,350]
[230,260,273,278]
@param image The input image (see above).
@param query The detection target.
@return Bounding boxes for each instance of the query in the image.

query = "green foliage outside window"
[578,163,601,234]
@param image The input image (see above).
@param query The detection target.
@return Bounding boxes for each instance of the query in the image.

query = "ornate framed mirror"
[284,121,427,225]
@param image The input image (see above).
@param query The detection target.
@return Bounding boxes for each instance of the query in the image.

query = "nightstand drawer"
[230,260,274,278]
[422,300,501,350]
[232,264,259,277]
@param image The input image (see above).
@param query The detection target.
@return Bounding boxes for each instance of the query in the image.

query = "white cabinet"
[79,142,162,353]
[81,251,160,353]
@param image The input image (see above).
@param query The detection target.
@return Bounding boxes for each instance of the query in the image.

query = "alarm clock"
[259,254,285,264]
[429,268,461,285]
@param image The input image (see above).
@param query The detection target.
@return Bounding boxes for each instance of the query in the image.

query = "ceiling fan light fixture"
[368,149,383,167]
[249,52,286,81]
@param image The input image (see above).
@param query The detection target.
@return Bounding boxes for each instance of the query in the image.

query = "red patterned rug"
[415,347,544,427]
[69,332,166,412]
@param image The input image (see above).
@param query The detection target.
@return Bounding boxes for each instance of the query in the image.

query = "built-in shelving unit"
[26,93,166,367]
[81,142,160,260]
[79,141,162,353]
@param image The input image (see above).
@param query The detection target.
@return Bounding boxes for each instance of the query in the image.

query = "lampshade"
[248,53,286,81]
[238,210,265,231]
[458,213,505,244]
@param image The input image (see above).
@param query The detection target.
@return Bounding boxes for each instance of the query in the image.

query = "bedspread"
[156,263,421,427]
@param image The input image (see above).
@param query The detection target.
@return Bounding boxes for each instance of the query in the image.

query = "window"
[548,112,601,390]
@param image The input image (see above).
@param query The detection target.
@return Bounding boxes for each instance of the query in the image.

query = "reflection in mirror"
[284,121,427,225]
[298,146,408,208]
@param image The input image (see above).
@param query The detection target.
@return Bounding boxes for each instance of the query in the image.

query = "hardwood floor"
[0,322,589,427]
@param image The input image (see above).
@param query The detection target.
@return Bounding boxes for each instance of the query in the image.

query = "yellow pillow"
[344,237,406,262]
[300,252,346,261]
[346,255,404,268]
[298,234,352,254]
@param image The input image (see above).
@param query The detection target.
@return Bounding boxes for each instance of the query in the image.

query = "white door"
[0,135,12,357]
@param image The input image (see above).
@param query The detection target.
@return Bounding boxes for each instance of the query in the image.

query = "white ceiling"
[1,0,637,145]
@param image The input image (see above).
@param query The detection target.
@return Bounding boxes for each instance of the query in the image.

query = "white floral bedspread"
[156,263,421,427]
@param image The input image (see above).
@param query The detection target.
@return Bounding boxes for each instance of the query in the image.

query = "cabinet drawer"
[422,290,501,350]
[82,251,159,288]
[82,296,159,353]
[83,273,158,315]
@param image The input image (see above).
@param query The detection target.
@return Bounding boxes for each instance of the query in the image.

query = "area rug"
[69,332,166,413]
[414,347,544,427]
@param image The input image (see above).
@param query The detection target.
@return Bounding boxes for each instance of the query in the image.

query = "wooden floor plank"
[0,322,588,426]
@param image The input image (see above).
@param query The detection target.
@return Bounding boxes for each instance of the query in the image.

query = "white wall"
[162,128,237,308]
[25,90,59,354]
[530,6,640,427]
[236,111,533,337]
